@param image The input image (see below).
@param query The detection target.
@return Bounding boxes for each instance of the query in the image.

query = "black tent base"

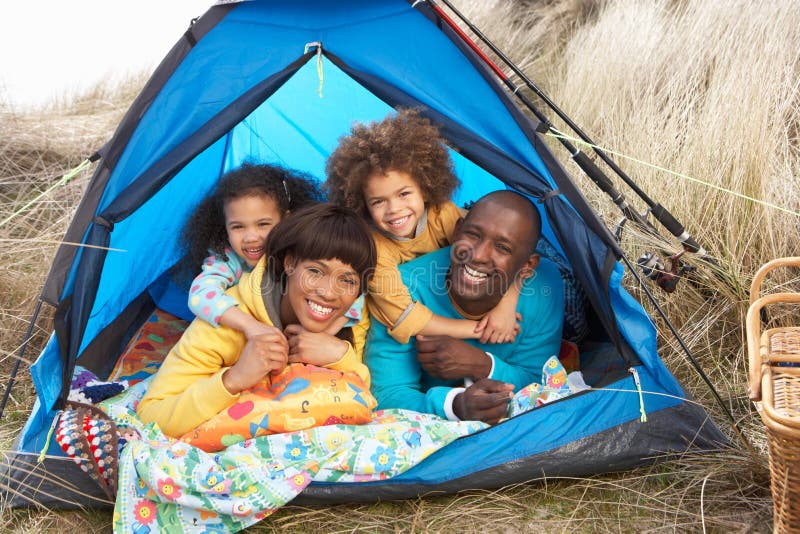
[1,450,113,511]
[2,401,727,510]
[297,401,727,504]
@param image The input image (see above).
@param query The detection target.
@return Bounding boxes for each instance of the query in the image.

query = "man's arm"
[365,320,454,419]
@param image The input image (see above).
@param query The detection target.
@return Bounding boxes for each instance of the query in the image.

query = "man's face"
[448,202,539,313]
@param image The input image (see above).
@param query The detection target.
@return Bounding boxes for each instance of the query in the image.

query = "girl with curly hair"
[324,109,522,345]
[181,162,363,340]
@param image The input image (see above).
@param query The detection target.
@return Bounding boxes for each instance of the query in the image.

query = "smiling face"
[279,256,361,332]
[449,200,540,316]
[363,170,426,239]
[224,194,284,267]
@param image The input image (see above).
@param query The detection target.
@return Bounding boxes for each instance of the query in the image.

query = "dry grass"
[2,0,798,531]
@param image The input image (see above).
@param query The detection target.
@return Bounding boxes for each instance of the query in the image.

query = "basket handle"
[749,256,800,305]
[746,292,800,400]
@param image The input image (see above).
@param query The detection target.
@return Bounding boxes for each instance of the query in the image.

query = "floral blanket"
[98,379,486,533]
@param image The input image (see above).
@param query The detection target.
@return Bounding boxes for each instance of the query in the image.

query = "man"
[365,190,564,424]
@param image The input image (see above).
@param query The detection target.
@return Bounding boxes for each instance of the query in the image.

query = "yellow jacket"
[137,257,370,437]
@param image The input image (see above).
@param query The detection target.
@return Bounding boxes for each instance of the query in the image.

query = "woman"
[137,203,377,438]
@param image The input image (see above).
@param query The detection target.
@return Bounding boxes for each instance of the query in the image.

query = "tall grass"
[2,0,798,530]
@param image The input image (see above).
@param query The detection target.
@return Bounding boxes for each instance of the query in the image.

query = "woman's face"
[280,255,361,332]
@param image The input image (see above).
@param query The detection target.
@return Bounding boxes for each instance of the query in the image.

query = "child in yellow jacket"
[324,108,523,345]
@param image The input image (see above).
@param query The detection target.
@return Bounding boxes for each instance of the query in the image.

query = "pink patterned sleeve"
[187,254,244,327]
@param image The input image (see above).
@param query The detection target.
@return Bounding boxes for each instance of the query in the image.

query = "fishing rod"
[427,0,716,290]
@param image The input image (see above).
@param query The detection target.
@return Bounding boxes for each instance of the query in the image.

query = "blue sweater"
[365,246,564,419]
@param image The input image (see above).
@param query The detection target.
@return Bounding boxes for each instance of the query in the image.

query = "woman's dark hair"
[324,108,460,219]
[177,163,324,281]
[266,203,377,293]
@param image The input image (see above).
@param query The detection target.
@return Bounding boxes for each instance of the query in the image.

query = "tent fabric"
[5,0,727,509]
[41,4,237,306]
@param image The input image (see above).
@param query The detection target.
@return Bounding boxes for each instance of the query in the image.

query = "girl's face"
[280,255,361,332]
[363,170,425,239]
[224,194,283,267]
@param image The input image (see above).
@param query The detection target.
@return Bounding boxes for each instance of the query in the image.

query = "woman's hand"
[284,324,349,367]
[222,330,288,394]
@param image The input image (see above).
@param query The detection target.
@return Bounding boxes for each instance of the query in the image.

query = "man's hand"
[284,324,349,367]
[222,330,289,394]
[452,379,514,424]
[416,335,492,381]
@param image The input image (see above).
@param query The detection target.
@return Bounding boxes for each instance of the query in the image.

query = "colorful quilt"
[99,379,486,533]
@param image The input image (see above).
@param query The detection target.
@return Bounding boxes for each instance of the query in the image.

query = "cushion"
[180,363,377,452]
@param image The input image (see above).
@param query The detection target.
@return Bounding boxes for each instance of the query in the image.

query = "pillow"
[180,363,376,452]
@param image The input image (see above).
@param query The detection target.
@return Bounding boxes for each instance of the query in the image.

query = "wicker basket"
[747,257,800,533]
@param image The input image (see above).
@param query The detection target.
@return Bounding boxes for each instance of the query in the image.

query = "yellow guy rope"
[0,158,93,229]
[547,128,800,218]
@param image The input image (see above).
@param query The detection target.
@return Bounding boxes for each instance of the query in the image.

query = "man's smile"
[461,264,489,284]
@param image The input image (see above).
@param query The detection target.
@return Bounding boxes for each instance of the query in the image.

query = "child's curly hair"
[324,108,460,219]
[177,163,324,281]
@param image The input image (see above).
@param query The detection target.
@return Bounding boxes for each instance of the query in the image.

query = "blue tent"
[4,0,724,508]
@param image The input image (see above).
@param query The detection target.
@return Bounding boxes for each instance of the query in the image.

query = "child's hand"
[475,311,522,344]
[284,324,349,367]
[223,308,281,340]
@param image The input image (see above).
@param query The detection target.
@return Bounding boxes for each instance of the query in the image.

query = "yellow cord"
[37,410,62,463]
[0,158,92,229]
[629,368,648,423]
[304,42,324,99]
[316,46,324,98]
[547,128,800,218]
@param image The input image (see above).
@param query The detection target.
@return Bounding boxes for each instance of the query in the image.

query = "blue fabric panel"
[310,366,684,486]
[27,336,61,437]
[17,403,66,457]
[223,57,509,195]
[95,0,553,219]
[312,4,550,177]
[608,263,685,396]
[222,57,395,178]
[77,141,227,354]
[148,274,193,323]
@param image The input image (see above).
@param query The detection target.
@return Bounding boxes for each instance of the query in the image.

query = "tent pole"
[429,0,713,263]
[0,297,44,420]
